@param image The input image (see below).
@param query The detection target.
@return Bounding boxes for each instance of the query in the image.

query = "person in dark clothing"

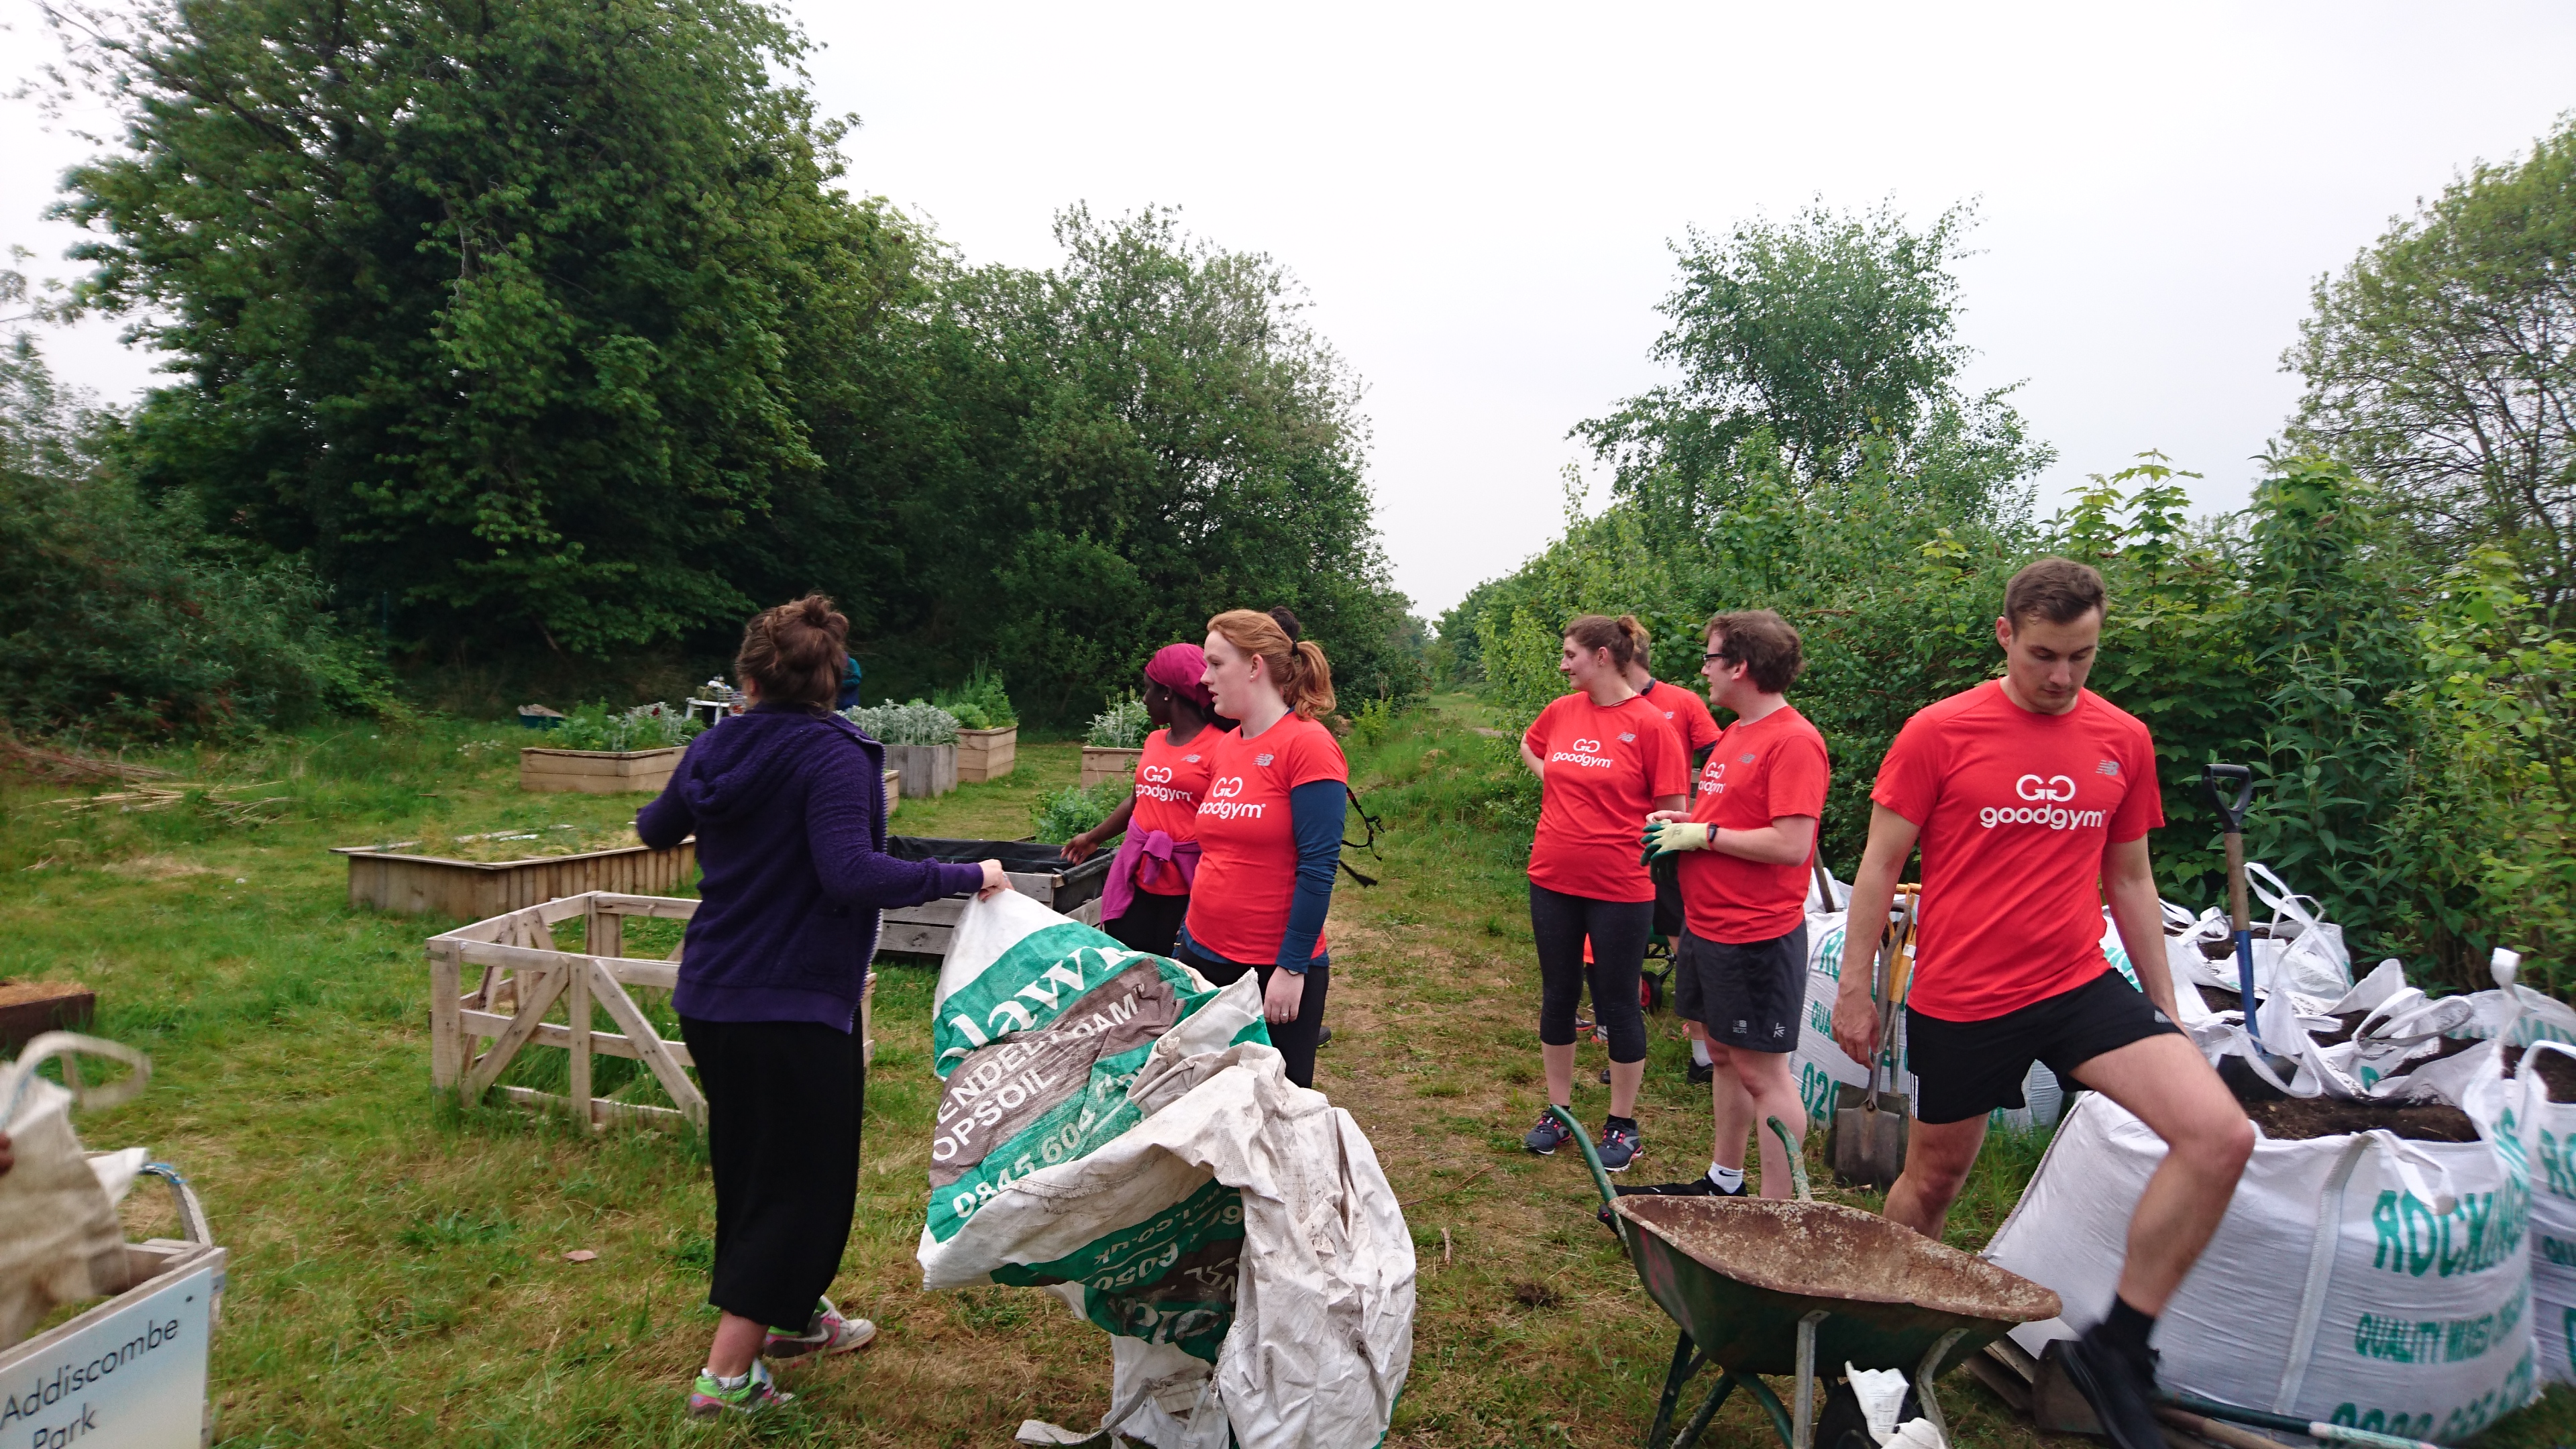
[636,594,1006,1419]
[1173,607,1347,1089]
[1063,643,1230,957]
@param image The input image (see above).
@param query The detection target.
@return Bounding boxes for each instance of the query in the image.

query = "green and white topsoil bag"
[2511,1042,2576,1385]
[1984,1074,2535,1444]
[920,890,1415,1449]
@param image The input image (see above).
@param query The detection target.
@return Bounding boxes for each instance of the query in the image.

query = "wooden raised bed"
[428,891,870,1131]
[884,767,902,817]
[0,979,93,1054]
[877,837,1112,956]
[519,745,686,794]
[1081,745,1143,787]
[957,725,1018,783]
[883,742,957,798]
[335,837,696,919]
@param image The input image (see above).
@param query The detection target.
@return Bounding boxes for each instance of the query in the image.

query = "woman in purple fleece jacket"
[637,594,1004,1419]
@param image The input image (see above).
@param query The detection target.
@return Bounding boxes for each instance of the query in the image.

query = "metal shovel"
[1831,890,1915,1189]
[2199,763,2261,1048]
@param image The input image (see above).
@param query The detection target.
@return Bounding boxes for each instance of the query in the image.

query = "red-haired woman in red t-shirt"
[1517,614,1690,1171]
[1175,607,1349,1090]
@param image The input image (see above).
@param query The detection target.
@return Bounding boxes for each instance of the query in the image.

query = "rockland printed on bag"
[1984,1068,2535,1443]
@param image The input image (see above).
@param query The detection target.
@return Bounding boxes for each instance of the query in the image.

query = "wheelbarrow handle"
[1549,1104,1621,1212]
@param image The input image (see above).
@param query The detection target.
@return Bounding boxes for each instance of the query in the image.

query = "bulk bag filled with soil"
[2512,1042,2576,1385]
[1984,1073,2534,1444]
[918,890,1415,1449]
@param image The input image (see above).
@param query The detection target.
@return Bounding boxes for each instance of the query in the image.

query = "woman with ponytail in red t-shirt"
[1176,607,1347,1090]
[1517,615,1690,1171]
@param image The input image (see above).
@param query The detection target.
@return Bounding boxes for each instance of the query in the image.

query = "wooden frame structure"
[427,891,843,1130]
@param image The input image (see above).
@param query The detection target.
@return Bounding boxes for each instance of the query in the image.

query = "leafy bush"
[934,665,1016,731]
[1085,694,1150,749]
[1030,780,1129,845]
[0,329,390,738]
[543,702,702,753]
[843,699,959,746]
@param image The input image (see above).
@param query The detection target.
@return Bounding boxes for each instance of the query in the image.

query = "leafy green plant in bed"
[1031,780,1128,844]
[934,664,1017,731]
[543,701,702,752]
[844,698,960,745]
[1085,693,1149,749]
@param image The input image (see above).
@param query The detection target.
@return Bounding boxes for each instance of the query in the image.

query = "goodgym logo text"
[1199,777,1265,820]
[1550,737,1616,771]
[1978,773,2107,831]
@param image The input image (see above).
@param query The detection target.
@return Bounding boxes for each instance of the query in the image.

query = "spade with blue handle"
[2199,763,2260,1051]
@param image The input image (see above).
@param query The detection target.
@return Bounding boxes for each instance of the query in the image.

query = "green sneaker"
[687,1358,792,1419]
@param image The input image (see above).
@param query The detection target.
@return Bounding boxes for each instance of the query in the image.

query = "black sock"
[1605,1114,1638,1133]
[2097,1296,2155,1362]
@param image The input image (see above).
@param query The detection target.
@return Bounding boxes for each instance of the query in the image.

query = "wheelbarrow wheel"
[1815,1376,1920,1449]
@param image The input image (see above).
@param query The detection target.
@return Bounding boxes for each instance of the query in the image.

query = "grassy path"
[1,706,2567,1446]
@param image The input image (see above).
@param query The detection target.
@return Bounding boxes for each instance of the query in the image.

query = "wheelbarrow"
[1552,1106,2061,1449]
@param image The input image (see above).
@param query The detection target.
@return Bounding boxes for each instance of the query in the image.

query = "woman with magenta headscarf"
[1065,643,1232,955]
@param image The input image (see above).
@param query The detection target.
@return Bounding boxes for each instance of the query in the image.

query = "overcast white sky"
[5,2,2573,618]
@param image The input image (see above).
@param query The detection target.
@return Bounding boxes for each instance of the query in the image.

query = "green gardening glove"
[1638,818,1711,865]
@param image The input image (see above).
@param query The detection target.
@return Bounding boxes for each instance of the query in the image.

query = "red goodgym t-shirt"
[1183,714,1348,963]
[1130,725,1228,894]
[1678,704,1831,943]
[1872,682,2163,1022]
[1642,679,1723,759]
[1523,692,1691,903]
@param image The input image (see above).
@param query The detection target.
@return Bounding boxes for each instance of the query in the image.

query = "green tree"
[2286,113,2576,623]
[908,207,1420,719]
[1574,198,2049,532]
[46,0,902,656]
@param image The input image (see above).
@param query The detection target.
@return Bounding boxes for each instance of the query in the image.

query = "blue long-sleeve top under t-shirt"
[1271,777,1344,973]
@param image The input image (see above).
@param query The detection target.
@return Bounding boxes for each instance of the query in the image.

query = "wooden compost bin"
[956,725,1018,783]
[883,741,957,798]
[427,890,871,1130]
[336,838,696,919]
[1081,745,1143,787]
[519,745,686,794]
[878,837,1112,955]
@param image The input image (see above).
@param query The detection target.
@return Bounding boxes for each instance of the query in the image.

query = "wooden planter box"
[877,838,1113,956]
[519,745,686,794]
[427,890,871,1132]
[957,725,1018,783]
[883,742,957,799]
[0,979,94,1054]
[883,768,902,818]
[1081,745,1144,787]
[335,838,697,920]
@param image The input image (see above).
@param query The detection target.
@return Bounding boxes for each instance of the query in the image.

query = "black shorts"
[1673,924,1807,1055]
[1904,969,2182,1125]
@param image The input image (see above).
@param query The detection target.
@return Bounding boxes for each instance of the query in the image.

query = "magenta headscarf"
[1144,642,1214,709]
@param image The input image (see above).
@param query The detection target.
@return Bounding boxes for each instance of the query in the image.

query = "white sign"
[0,1254,218,1448]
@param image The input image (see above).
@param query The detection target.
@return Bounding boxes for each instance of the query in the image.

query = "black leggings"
[1529,881,1651,1063]
[680,1016,865,1330]
[1175,936,1330,1090]
[1102,889,1189,957]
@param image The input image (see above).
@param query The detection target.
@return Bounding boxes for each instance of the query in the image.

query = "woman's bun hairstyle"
[737,594,849,710]
[1210,608,1335,720]
[1563,613,1641,672]
[1616,614,1651,670]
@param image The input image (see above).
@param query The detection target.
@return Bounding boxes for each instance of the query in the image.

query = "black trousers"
[1102,888,1190,957]
[1175,937,1330,1090]
[680,1015,866,1331]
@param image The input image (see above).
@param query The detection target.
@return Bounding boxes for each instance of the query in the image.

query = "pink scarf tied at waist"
[1096,828,1199,927]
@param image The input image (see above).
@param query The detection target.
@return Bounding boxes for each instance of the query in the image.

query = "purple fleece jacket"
[636,704,983,1030]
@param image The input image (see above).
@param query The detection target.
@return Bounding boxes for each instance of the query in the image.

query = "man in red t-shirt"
[1631,610,1829,1205]
[1830,559,2252,1449]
